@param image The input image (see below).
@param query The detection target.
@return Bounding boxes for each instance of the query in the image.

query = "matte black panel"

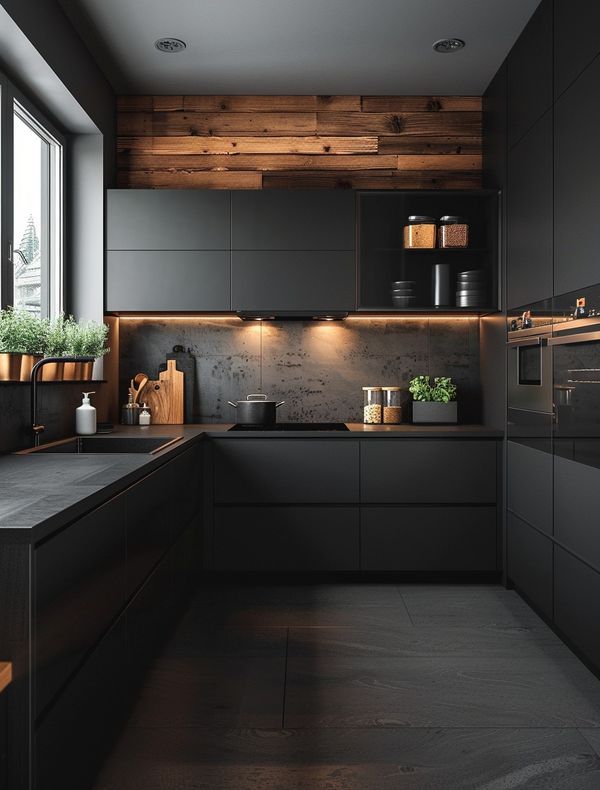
[507,512,553,620]
[555,546,600,671]
[107,189,230,250]
[34,497,126,715]
[507,111,553,308]
[360,440,497,503]
[361,506,497,571]
[554,455,600,571]
[213,506,359,571]
[127,556,173,675]
[555,0,600,97]
[231,190,355,250]
[507,0,553,148]
[231,251,356,312]
[555,55,600,294]
[507,440,553,536]
[214,439,359,503]
[106,251,231,312]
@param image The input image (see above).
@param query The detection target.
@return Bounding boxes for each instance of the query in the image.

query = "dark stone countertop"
[0,422,502,542]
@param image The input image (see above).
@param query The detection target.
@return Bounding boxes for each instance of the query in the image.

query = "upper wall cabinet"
[555,0,600,98]
[507,110,553,308]
[231,190,355,250]
[554,54,600,295]
[507,0,553,148]
[106,190,230,250]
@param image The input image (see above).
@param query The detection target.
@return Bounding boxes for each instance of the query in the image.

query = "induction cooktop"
[228,422,350,431]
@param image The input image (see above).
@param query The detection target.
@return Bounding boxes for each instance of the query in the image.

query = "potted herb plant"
[0,308,47,381]
[41,314,68,381]
[63,318,109,380]
[409,375,458,423]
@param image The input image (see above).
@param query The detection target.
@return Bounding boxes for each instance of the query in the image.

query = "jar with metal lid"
[438,215,469,248]
[382,387,402,423]
[403,215,436,249]
[363,387,383,424]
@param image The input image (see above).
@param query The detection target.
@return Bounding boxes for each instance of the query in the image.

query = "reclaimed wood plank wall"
[117,95,482,189]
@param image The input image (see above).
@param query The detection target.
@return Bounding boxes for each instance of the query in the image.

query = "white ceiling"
[59,0,540,95]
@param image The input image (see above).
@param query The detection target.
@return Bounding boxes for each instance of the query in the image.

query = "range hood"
[236,311,348,321]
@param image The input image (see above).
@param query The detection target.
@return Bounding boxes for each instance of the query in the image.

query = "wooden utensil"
[141,360,184,424]
[132,373,148,403]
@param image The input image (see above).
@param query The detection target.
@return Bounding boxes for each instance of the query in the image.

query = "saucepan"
[228,393,285,425]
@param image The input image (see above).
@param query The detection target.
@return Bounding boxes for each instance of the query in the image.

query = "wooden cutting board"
[140,359,184,424]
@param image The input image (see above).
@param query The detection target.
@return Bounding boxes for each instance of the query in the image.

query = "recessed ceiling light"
[432,38,465,54]
[154,38,187,53]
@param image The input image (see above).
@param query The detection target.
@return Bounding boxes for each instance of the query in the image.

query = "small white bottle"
[76,391,97,435]
[139,404,152,426]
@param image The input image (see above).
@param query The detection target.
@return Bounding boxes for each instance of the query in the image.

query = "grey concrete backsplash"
[120,317,481,424]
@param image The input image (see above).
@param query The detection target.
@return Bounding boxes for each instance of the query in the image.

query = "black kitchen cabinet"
[34,497,126,717]
[554,0,600,98]
[361,506,497,572]
[0,682,7,790]
[213,439,360,504]
[214,506,359,571]
[554,455,600,571]
[231,250,356,312]
[231,190,355,250]
[106,190,230,250]
[507,512,553,620]
[554,54,600,294]
[361,440,497,504]
[106,250,230,312]
[506,111,553,308]
[506,440,553,535]
[555,546,600,669]
[507,0,553,148]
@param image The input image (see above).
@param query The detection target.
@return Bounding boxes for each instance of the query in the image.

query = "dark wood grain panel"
[118,111,317,136]
[119,153,397,171]
[262,171,482,189]
[316,111,482,136]
[362,96,482,112]
[117,170,263,188]
[118,135,379,154]
[378,136,482,154]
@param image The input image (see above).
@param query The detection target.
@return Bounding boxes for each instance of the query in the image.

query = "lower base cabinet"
[214,507,359,571]
[555,546,600,669]
[507,512,553,620]
[361,507,497,571]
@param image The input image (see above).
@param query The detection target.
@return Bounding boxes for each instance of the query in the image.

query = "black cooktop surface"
[228,422,350,431]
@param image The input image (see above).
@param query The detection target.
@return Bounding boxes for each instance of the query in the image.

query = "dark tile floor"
[92,584,600,789]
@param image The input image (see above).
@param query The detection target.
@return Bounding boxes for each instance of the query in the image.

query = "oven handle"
[507,337,546,348]
[548,331,600,346]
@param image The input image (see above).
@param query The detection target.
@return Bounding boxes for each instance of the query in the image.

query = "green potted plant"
[41,314,68,381]
[0,308,47,381]
[63,318,110,380]
[409,375,458,423]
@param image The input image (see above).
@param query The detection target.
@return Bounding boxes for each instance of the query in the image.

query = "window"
[0,75,65,318]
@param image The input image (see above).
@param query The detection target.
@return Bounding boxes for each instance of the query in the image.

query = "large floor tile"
[129,656,285,728]
[92,726,600,790]
[284,655,600,728]
[193,583,405,608]
[161,621,288,659]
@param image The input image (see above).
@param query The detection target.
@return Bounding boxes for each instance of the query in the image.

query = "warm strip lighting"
[116,315,240,321]
[346,315,477,321]
[115,314,478,322]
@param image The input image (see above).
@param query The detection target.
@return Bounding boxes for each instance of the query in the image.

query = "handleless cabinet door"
[507,112,553,308]
[507,0,553,148]
[555,547,600,672]
[554,455,600,571]
[232,190,355,250]
[507,512,553,620]
[555,55,600,294]
[231,251,356,312]
[106,251,231,311]
[507,440,553,535]
[555,0,600,98]
[107,190,230,250]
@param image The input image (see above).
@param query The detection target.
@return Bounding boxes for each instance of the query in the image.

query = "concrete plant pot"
[412,401,458,424]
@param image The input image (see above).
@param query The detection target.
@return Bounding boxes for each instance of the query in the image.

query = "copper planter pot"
[0,352,23,381]
[40,361,65,381]
[20,354,43,381]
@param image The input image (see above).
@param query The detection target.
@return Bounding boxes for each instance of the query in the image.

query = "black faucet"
[30,357,95,447]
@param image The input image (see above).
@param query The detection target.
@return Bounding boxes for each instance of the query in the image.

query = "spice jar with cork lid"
[403,216,437,248]
[438,216,469,248]
[382,387,402,423]
[363,387,383,424]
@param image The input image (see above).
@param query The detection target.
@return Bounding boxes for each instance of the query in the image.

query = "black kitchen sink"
[19,436,180,454]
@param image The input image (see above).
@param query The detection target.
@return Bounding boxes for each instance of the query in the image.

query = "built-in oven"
[507,325,553,414]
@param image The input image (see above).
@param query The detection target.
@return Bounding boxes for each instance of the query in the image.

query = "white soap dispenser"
[76,391,97,435]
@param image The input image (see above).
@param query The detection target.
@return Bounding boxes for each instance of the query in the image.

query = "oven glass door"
[508,338,552,413]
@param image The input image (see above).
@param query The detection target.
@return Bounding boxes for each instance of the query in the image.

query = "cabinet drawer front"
[361,506,497,572]
[231,251,356,312]
[361,440,497,503]
[555,547,600,672]
[107,189,230,250]
[507,441,552,535]
[232,190,355,250]
[35,498,126,716]
[554,456,600,572]
[214,506,359,571]
[106,251,230,311]
[214,439,359,503]
[168,445,202,539]
[507,512,553,619]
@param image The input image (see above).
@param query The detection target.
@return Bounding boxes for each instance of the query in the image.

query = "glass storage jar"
[382,387,402,423]
[363,386,383,424]
[438,215,469,248]
[403,215,436,248]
